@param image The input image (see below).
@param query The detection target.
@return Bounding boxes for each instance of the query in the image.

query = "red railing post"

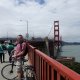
[44,61,46,80]
[47,65,49,80]
[57,73,60,80]
[42,59,44,80]
[39,57,41,80]
[51,68,54,80]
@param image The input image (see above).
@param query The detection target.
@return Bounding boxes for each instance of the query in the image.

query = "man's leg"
[16,60,24,80]
[3,53,5,62]
[9,56,12,63]
[8,51,11,62]
[0,54,3,63]
[17,69,24,80]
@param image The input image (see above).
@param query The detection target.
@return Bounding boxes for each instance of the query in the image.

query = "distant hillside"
[0,37,16,40]
[62,41,80,45]
[0,37,80,45]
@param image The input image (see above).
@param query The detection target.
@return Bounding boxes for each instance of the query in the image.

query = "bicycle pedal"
[27,77,35,80]
[25,66,34,70]
[10,70,13,73]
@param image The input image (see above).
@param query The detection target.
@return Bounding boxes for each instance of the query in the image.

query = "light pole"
[20,20,29,40]
[26,20,28,40]
[7,32,8,40]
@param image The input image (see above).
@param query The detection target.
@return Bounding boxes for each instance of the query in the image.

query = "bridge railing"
[27,44,80,80]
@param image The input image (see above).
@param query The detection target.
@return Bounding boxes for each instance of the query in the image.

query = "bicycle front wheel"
[1,64,17,80]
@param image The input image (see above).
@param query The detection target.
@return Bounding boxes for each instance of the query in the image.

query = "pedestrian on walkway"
[7,42,14,62]
[0,41,4,63]
[1,41,7,62]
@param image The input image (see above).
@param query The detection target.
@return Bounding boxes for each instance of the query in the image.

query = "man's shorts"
[16,59,23,72]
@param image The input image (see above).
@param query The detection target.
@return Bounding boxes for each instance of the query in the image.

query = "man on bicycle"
[12,35,27,80]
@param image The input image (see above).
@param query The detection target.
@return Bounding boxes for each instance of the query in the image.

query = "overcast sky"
[0,0,80,42]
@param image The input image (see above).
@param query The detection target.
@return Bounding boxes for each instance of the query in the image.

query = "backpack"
[20,42,28,57]
[2,44,7,50]
[0,44,3,52]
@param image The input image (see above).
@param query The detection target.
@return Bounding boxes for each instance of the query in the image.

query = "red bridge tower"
[54,21,60,57]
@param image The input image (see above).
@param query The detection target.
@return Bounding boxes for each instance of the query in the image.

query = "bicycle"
[1,50,36,80]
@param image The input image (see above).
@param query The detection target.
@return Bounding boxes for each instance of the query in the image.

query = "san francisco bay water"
[61,45,80,62]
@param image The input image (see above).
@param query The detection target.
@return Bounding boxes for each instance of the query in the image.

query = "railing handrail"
[35,49,80,79]
[28,44,80,80]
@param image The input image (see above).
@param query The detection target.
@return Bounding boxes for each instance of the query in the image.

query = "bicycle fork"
[10,61,14,74]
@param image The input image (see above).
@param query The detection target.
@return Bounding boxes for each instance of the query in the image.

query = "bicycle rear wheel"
[25,66,36,80]
[1,64,17,80]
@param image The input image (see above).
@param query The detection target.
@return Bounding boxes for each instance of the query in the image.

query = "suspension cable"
[47,24,54,37]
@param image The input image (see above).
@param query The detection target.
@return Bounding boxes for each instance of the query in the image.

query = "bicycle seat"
[23,58,28,62]
[25,65,34,70]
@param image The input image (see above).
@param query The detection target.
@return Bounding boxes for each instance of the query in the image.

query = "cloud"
[0,0,80,41]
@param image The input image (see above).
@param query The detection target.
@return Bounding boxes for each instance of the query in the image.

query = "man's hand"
[12,55,17,58]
